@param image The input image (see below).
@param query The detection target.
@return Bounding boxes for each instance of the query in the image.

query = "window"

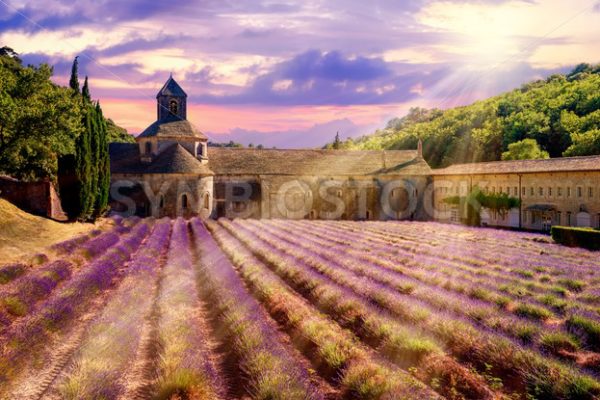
[589,187,594,198]
[145,141,152,154]
[181,194,188,209]
[492,186,496,194]
[558,187,562,197]
[521,187,526,196]
[567,187,571,198]
[203,193,210,209]
[567,212,572,226]
[366,210,371,220]
[169,99,178,114]
[159,195,164,209]
[506,186,510,195]
[556,211,561,225]
[577,187,582,198]
[530,187,534,196]
[336,189,343,198]
[538,187,543,196]
[548,187,552,196]
[197,144,203,157]
[513,187,518,196]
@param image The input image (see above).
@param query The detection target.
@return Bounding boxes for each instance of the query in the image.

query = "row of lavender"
[5,216,352,399]
[0,218,150,396]
[224,219,600,400]
[211,219,482,399]
[0,217,139,332]
[278,220,600,354]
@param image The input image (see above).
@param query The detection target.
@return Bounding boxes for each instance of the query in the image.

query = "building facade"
[109,77,600,229]
[432,157,600,231]
[109,77,432,221]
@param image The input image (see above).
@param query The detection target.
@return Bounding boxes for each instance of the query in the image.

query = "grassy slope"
[0,199,96,263]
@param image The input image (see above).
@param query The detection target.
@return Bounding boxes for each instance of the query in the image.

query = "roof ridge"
[434,153,600,170]
[210,147,417,153]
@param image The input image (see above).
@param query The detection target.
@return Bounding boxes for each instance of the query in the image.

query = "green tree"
[564,129,600,156]
[332,131,341,149]
[69,56,80,93]
[94,102,110,216]
[501,138,549,160]
[75,106,94,220]
[0,54,82,181]
[82,76,91,102]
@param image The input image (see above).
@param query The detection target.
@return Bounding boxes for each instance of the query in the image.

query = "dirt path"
[117,280,163,400]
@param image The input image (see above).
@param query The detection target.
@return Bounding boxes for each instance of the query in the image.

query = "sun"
[417,1,531,68]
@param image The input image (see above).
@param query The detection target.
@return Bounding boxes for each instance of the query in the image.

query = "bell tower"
[156,74,187,121]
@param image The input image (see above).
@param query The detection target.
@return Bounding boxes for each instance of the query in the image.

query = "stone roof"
[109,143,213,175]
[432,155,600,176]
[207,148,431,176]
[157,76,187,98]
[138,119,208,140]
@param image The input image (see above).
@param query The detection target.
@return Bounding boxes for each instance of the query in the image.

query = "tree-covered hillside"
[331,64,600,168]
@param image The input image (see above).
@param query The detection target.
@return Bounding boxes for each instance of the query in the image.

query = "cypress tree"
[75,106,93,220]
[69,56,80,93]
[88,103,99,217]
[94,102,110,217]
[82,76,91,102]
[333,131,341,149]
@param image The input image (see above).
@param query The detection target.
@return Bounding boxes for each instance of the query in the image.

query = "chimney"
[417,138,423,158]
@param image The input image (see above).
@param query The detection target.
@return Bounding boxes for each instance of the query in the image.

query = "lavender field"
[1,218,600,400]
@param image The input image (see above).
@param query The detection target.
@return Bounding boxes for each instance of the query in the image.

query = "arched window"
[169,99,178,115]
[203,193,210,209]
[197,143,203,157]
[145,141,152,154]
[181,194,188,209]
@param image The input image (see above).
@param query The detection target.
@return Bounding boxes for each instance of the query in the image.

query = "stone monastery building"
[109,77,600,231]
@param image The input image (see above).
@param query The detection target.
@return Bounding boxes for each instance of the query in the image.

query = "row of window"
[438,185,597,199]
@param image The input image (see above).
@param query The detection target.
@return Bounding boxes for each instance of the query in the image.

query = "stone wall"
[109,173,213,219]
[213,174,430,221]
[0,176,66,221]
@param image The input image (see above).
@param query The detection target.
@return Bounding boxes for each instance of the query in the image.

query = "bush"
[540,332,579,354]
[557,278,586,292]
[514,303,553,320]
[0,263,27,284]
[567,315,600,350]
[551,226,600,251]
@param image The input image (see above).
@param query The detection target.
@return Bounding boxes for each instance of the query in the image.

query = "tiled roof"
[207,148,431,176]
[138,119,207,140]
[432,155,600,176]
[157,76,187,98]
[109,143,213,175]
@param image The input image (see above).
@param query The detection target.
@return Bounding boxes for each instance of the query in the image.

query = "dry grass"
[0,199,98,263]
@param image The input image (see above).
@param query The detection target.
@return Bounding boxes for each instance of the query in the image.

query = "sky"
[1,0,599,148]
